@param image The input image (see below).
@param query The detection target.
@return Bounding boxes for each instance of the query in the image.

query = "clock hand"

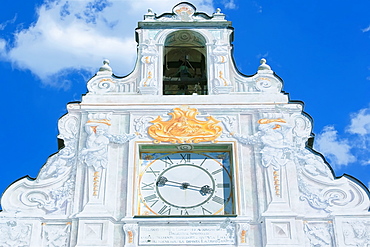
[156,176,213,195]
[156,177,188,187]
[199,185,213,196]
[156,176,168,186]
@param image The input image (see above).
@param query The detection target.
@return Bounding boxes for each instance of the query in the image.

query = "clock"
[137,144,234,216]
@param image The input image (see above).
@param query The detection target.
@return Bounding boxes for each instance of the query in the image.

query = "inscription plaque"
[139,225,235,246]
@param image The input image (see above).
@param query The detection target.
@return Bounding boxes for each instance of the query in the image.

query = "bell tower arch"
[163,30,207,95]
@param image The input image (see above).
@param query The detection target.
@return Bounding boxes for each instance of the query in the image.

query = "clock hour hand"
[156,176,213,195]
[199,185,213,196]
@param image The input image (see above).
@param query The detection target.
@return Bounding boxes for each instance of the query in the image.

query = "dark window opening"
[163,31,207,95]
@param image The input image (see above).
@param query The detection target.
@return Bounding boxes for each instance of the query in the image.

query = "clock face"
[137,147,234,216]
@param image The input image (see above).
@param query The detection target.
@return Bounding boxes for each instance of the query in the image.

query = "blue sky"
[0,0,370,201]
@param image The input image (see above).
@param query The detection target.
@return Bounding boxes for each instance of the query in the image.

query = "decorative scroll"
[0,113,80,215]
[148,106,223,143]
[87,76,138,94]
[234,59,283,93]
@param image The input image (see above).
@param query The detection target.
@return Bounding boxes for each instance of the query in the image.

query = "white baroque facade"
[0,3,369,247]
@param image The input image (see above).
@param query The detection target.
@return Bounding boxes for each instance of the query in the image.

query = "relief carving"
[80,113,135,199]
[24,178,75,214]
[211,39,233,94]
[304,221,334,247]
[343,220,370,247]
[87,61,138,94]
[138,39,158,94]
[80,119,110,171]
[236,59,283,93]
[80,113,136,171]
[224,111,370,214]
[173,3,195,21]
[134,116,155,138]
[87,76,138,94]
[42,223,71,247]
[0,221,31,247]
[1,114,79,215]
[148,106,223,143]
[37,114,79,182]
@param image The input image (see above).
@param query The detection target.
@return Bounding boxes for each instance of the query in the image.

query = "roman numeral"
[147,167,160,177]
[150,200,159,207]
[161,156,173,167]
[141,182,155,190]
[143,194,158,207]
[212,195,226,205]
[181,209,189,215]
[180,153,191,163]
[144,194,157,202]
[158,205,171,215]
[211,168,223,175]
[217,183,230,188]
[199,157,208,166]
[201,206,212,215]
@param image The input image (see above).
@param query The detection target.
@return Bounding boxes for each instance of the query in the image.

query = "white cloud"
[362,25,370,33]
[346,107,370,136]
[0,14,17,31]
[252,1,263,13]
[314,125,356,167]
[2,0,215,84]
[223,0,237,9]
[0,39,6,55]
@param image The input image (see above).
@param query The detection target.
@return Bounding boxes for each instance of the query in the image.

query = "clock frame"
[135,144,235,216]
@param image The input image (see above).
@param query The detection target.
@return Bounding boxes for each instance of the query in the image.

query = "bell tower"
[135,2,233,95]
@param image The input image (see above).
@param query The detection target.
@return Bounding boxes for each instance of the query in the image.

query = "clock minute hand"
[156,176,169,186]
[156,176,213,196]
[156,176,189,187]
[156,176,183,187]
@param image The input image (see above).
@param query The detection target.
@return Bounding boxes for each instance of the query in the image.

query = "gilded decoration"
[148,107,223,143]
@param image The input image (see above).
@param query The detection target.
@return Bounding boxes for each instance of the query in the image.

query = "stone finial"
[144,8,155,20]
[98,59,112,73]
[258,58,271,71]
[213,7,225,20]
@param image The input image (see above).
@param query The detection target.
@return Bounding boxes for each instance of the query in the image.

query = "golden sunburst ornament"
[148,106,223,143]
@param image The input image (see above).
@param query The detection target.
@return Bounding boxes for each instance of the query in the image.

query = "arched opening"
[163,31,207,95]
